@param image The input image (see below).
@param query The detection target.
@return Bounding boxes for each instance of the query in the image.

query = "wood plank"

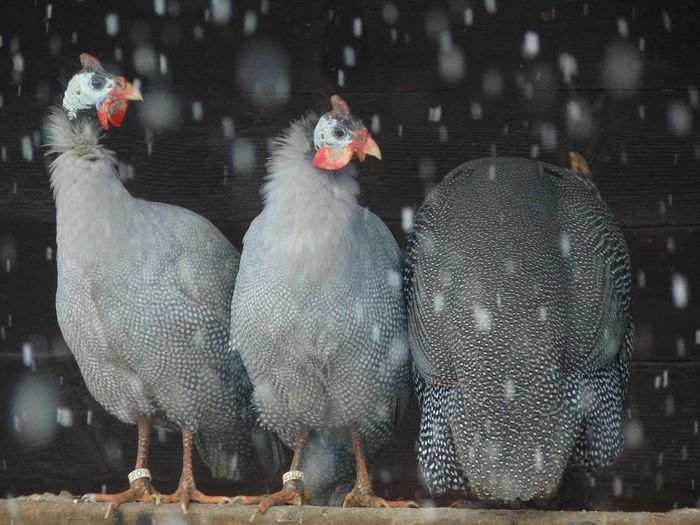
[1,224,698,363]
[1,496,700,525]
[1,359,698,512]
[2,88,700,228]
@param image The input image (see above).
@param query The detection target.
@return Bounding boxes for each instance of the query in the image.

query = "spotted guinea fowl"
[46,54,281,516]
[230,95,414,513]
[404,156,634,504]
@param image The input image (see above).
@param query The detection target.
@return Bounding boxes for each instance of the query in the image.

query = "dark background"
[0,0,699,512]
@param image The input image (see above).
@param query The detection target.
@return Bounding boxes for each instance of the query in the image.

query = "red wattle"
[108,99,128,128]
[312,146,353,170]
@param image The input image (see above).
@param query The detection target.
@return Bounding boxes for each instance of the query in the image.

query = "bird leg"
[343,424,419,509]
[159,427,231,513]
[82,416,162,518]
[231,430,311,516]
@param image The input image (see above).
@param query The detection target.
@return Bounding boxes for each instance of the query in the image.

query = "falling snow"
[671,273,689,309]
[401,207,414,233]
[472,304,492,333]
[243,11,257,35]
[667,101,693,136]
[210,0,232,24]
[558,53,578,84]
[382,3,399,25]
[105,13,119,36]
[522,32,539,59]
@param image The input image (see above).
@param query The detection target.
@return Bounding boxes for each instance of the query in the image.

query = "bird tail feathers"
[195,423,285,481]
[301,432,357,506]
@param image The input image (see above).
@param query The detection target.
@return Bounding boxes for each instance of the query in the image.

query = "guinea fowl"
[46,54,281,516]
[230,96,414,513]
[404,156,634,505]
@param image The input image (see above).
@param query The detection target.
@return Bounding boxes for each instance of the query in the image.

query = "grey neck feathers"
[46,109,136,266]
[259,115,362,266]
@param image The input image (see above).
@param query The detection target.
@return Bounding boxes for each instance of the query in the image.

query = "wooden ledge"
[1,495,699,525]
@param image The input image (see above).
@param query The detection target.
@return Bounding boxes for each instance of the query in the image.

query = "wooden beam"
[1,496,699,525]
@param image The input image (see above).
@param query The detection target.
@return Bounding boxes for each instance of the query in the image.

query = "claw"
[343,486,419,509]
[233,481,309,516]
[81,478,163,517]
[161,485,230,513]
[232,495,263,505]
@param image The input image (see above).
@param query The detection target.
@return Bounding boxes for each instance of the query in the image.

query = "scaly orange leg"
[343,424,419,509]
[82,416,163,518]
[159,427,231,513]
[232,430,311,517]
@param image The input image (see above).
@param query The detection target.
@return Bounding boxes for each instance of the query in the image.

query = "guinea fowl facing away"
[404,157,634,505]
[46,54,282,516]
[230,96,415,513]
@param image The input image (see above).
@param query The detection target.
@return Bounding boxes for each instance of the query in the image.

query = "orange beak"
[352,130,382,162]
[117,79,143,101]
[96,78,143,130]
[312,129,382,170]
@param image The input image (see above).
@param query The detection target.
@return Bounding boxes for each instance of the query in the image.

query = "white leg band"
[282,470,304,485]
[128,468,152,485]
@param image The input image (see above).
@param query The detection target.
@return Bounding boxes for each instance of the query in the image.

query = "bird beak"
[120,80,143,101]
[97,77,143,130]
[361,134,382,161]
[353,130,382,162]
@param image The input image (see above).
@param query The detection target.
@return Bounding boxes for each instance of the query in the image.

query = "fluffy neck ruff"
[258,114,362,268]
[46,108,136,266]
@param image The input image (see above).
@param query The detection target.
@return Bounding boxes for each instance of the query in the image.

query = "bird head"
[311,95,381,171]
[62,53,143,130]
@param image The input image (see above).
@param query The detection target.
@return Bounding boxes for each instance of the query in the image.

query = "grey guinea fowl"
[230,96,415,513]
[46,54,281,516]
[404,156,634,504]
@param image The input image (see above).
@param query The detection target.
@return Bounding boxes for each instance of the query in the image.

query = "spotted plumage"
[404,157,634,503]
[45,108,281,485]
[230,113,411,505]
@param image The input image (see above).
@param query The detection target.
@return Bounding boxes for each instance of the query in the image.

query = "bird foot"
[343,486,419,509]
[160,480,231,514]
[81,478,161,518]
[232,481,310,519]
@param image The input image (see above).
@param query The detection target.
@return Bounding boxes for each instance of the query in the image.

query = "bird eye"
[90,74,106,90]
[360,135,366,143]
[333,127,345,138]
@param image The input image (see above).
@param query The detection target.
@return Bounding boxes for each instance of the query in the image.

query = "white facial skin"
[62,71,116,119]
[313,114,354,150]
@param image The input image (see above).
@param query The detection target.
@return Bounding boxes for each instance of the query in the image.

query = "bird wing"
[404,160,490,384]
[545,164,634,468]
[363,209,403,271]
[135,199,239,322]
[544,163,634,374]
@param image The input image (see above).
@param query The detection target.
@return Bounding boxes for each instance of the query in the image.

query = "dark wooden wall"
[0,0,699,512]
